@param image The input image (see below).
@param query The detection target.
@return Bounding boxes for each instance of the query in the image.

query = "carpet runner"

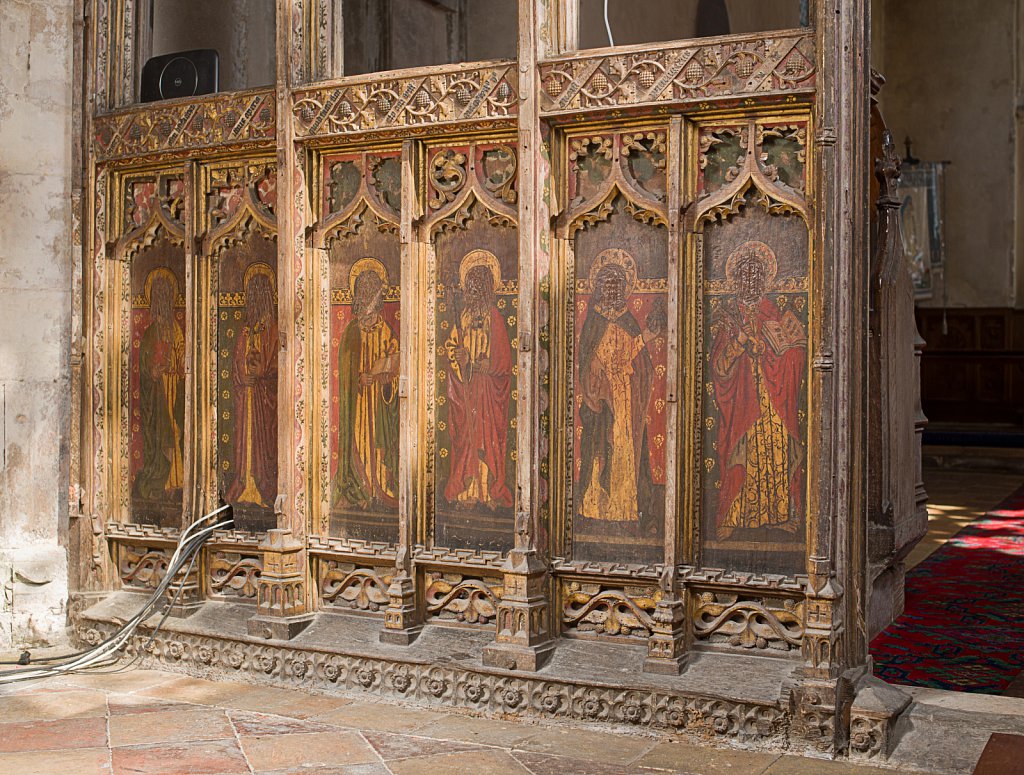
[871,483,1024,693]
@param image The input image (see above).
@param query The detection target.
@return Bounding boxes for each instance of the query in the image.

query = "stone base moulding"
[73,593,904,762]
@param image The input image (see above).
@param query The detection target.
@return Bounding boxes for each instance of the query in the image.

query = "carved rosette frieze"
[562,581,660,640]
[539,33,815,116]
[208,551,263,600]
[318,560,393,613]
[293,63,518,140]
[424,571,503,626]
[73,614,794,749]
[692,591,804,652]
[94,90,276,161]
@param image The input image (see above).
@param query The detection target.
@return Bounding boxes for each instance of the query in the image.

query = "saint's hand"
[358,372,374,387]
[454,346,470,371]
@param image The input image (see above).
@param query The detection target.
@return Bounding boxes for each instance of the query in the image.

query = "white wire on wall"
[604,0,615,47]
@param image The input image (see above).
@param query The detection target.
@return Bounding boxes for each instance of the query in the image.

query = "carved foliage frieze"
[94,90,276,161]
[318,559,394,613]
[692,591,804,652]
[208,551,263,600]
[562,581,660,639]
[293,64,518,140]
[425,571,503,626]
[540,33,815,115]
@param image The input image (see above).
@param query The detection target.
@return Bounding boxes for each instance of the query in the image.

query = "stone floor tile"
[137,675,257,707]
[257,766,391,775]
[635,739,780,773]
[106,692,191,715]
[108,706,235,747]
[0,716,108,753]
[387,748,534,775]
[514,725,658,765]
[239,730,379,771]
[212,684,351,719]
[310,700,450,733]
[0,746,111,775]
[761,755,907,774]
[412,713,545,747]
[363,730,485,760]
[64,668,181,694]
[512,750,669,775]
[0,688,108,722]
[228,709,339,736]
[111,739,250,774]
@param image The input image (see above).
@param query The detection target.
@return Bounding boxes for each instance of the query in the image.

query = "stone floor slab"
[111,739,249,774]
[108,706,235,747]
[512,750,670,775]
[310,700,449,733]
[0,688,108,722]
[239,729,379,771]
[0,746,111,775]
[228,709,338,736]
[363,730,485,761]
[211,684,351,719]
[514,725,658,766]
[387,748,534,775]
[0,716,108,752]
[413,713,546,748]
[635,739,780,773]
[761,755,907,774]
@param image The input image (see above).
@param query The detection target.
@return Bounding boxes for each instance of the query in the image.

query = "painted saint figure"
[577,249,663,523]
[226,267,279,509]
[443,250,514,509]
[333,259,400,510]
[133,271,185,501]
[710,241,806,539]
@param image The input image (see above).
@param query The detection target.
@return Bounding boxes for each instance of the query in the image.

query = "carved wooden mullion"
[181,162,198,528]
[643,115,688,675]
[381,139,425,645]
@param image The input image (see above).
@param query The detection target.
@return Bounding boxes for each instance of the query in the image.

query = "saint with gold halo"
[333,258,400,510]
[710,241,806,539]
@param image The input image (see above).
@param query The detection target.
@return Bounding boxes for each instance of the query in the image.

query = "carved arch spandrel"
[423,141,519,237]
[559,128,669,240]
[314,150,402,248]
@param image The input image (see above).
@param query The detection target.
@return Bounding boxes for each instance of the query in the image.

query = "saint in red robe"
[444,304,514,509]
[710,296,806,538]
[226,317,279,509]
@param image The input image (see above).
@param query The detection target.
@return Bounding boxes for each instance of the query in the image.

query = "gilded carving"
[209,551,263,599]
[539,33,815,116]
[562,581,660,639]
[425,572,503,626]
[692,591,804,651]
[94,90,276,161]
[293,65,518,140]
[318,560,393,612]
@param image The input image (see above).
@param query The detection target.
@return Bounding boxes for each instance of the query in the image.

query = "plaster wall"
[0,0,74,648]
[876,0,1018,309]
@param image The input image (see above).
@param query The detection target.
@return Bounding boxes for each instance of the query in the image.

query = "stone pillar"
[0,0,76,650]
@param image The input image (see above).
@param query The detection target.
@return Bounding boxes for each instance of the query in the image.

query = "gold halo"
[143,267,179,308]
[589,248,637,296]
[243,262,276,292]
[459,249,501,290]
[349,257,389,297]
[724,241,778,287]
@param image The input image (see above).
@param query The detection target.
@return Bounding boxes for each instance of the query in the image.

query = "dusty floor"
[0,666,913,775]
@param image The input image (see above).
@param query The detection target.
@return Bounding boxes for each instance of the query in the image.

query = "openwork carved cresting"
[94,90,276,161]
[293,64,519,140]
[539,32,815,116]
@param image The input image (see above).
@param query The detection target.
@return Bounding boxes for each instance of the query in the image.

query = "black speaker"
[140,49,219,103]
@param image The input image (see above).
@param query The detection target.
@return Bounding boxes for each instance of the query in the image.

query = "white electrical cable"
[0,509,232,685]
[604,0,615,47]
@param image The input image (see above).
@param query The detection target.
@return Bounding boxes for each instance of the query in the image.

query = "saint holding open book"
[710,241,806,539]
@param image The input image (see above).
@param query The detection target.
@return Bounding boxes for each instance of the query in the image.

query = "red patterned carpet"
[871,483,1024,693]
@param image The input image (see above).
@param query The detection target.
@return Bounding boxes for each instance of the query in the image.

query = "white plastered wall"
[0,0,74,649]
